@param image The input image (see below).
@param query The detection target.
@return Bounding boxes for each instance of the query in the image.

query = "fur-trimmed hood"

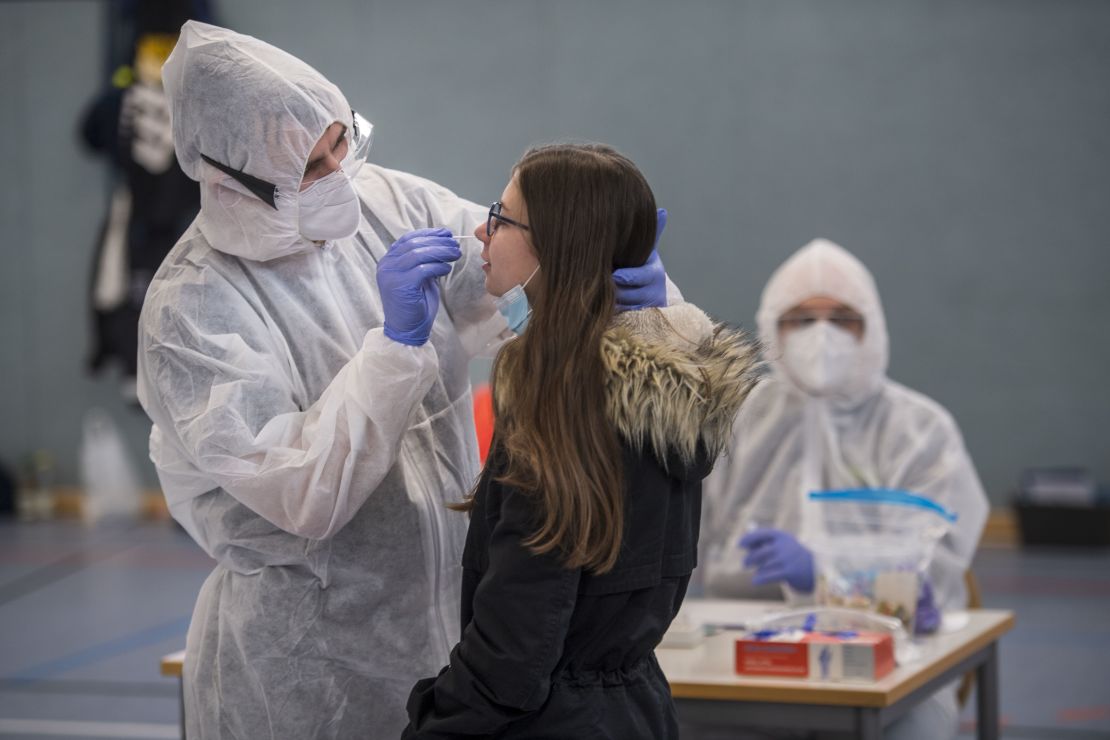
[601,303,759,480]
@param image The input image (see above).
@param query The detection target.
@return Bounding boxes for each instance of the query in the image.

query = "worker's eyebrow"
[304,125,348,173]
[331,125,348,150]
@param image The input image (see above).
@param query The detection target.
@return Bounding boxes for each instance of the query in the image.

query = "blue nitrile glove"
[740,528,816,592]
[613,208,668,311]
[377,228,461,346]
[914,579,941,635]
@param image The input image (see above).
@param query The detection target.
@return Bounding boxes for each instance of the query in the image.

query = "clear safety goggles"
[340,110,374,178]
[778,312,864,333]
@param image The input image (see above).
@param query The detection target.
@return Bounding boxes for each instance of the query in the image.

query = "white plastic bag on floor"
[80,407,142,525]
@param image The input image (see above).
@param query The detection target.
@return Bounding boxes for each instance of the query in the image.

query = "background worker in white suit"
[699,238,989,740]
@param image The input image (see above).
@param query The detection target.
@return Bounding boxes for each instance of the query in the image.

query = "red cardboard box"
[735,630,895,681]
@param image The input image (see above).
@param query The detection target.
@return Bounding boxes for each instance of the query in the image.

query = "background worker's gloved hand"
[740,527,816,592]
[613,208,668,311]
[914,579,942,635]
[377,228,461,346]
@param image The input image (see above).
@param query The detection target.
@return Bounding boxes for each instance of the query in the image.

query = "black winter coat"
[402,305,757,739]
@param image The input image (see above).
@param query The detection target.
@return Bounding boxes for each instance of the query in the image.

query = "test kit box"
[735,630,895,681]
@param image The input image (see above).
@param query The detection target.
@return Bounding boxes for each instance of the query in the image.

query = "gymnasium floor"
[0,520,1107,739]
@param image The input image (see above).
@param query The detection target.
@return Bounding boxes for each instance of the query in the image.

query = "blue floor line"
[6,616,191,682]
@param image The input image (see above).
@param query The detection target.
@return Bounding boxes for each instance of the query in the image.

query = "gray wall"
[2,0,1108,504]
[0,2,158,489]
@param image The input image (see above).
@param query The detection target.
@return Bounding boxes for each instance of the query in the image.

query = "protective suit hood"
[162,20,353,261]
[756,238,889,409]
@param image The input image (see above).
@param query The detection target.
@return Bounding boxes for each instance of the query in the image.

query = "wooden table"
[162,602,1014,739]
[657,600,1015,739]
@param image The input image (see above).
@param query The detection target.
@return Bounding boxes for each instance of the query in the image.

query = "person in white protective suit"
[697,239,989,740]
[137,21,672,739]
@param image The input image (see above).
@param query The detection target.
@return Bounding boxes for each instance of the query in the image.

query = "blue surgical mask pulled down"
[494,265,540,335]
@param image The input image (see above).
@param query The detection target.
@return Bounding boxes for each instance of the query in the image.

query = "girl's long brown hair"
[456,143,657,574]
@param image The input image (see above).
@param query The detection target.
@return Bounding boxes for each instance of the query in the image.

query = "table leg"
[857,707,882,740]
[977,642,999,740]
[179,677,186,740]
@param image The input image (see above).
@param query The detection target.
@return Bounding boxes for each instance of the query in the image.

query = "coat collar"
[601,304,759,476]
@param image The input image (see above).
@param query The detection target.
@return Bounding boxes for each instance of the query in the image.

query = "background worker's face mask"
[780,321,861,397]
[494,266,540,335]
[298,169,361,243]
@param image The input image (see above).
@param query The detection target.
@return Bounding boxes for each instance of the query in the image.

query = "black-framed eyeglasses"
[486,201,530,237]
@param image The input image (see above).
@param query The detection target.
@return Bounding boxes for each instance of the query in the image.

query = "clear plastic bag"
[808,489,956,633]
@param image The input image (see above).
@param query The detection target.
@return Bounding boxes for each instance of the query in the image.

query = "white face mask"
[780,322,861,397]
[298,169,360,242]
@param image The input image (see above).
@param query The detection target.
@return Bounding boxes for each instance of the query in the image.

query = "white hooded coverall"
[138,21,503,738]
[699,239,989,740]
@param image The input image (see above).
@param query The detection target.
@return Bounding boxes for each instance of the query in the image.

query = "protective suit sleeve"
[697,450,760,598]
[141,276,439,541]
[697,410,784,601]
[402,488,581,737]
[884,407,989,610]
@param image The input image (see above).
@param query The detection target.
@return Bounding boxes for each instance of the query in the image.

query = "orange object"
[736,639,810,677]
[472,383,495,465]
